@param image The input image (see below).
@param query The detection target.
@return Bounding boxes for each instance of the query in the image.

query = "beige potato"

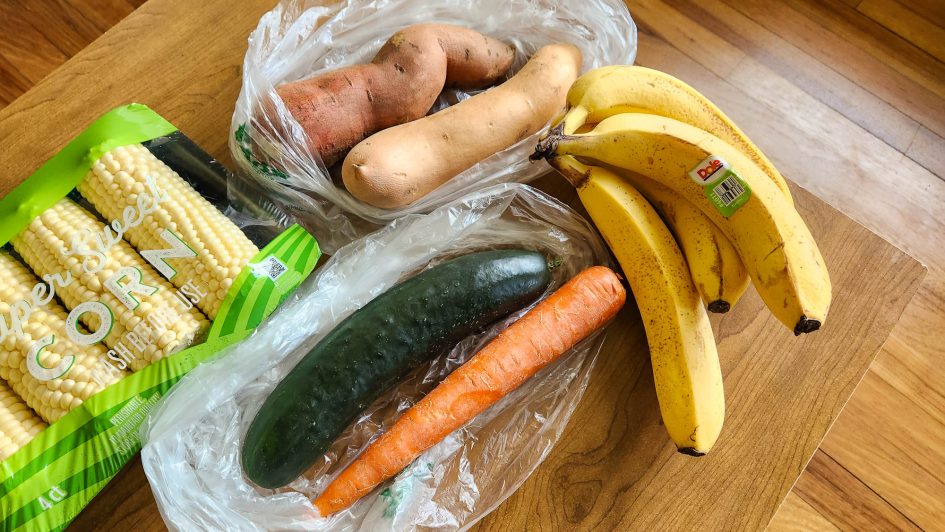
[342,43,583,209]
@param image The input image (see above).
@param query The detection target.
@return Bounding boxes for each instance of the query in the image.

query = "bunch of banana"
[533,66,832,455]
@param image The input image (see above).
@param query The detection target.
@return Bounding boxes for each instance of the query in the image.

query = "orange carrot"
[313,266,626,516]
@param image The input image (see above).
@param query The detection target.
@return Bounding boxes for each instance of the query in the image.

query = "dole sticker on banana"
[689,155,752,218]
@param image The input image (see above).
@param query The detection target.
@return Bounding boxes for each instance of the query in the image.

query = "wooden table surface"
[0,0,925,530]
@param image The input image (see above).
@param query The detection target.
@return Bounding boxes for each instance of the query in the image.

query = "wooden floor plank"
[668,0,920,161]
[819,370,945,530]
[906,126,945,181]
[59,0,139,33]
[0,50,34,108]
[768,492,840,531]
[14,0,104,58]
[629,0,745,78]
[788,0,945,100]
[0,0,139,109]
[724,60,945,268]
[871,276,945,428]
[0,3,69,88]
[899,0,945,31]
[728,0,945,141]
[793,450,921,531]
[858,0,945,65]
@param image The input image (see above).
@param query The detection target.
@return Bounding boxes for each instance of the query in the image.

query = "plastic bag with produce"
[142,183,617,530]
[231,0,637,252]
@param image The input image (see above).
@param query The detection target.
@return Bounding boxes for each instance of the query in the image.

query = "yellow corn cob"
[0,252,128,422]
[0,379,46,461]
[78,144,259,319]
[11,199,210,371]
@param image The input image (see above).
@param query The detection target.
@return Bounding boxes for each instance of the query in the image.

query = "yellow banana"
[565,65,626,113]
[550,156,725,455]
[561,66,792,203]
[617,168,749,312]
[588,113,750,312]
[567,65,628,100]
[536,113,830,334]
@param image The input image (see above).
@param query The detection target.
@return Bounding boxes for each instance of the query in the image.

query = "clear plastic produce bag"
[141,184,613,530]
[230,0,637,252]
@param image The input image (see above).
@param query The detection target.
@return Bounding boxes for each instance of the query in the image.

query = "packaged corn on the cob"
[0,380,46,461]
[0,104,320,531]
[12,199,211,372]
[78,144,260,319]
[0,251,127,422]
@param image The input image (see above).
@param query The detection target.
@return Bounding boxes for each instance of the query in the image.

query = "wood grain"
[906,126,945,180]
[0,2,69,90]
[630,0,745,77]
[67,457,162,532]
[792,450,920,531]
[0,0,936,531]
[819,370,945,530]
[787,0,945,101]
[768,492,838,532]
[630,24,945,277]
[871,277,945,428]
[0,0,143,109]
[858,0,945,64]
[739,0,945,139]
[898,0,945,31]
[668,0,920,158]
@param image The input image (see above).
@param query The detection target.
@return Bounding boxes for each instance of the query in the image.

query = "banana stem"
[533,125,592,188]
[531,122,565,161]
[547,155,592,188]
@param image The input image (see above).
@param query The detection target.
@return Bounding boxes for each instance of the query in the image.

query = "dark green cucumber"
[242,249,551,488]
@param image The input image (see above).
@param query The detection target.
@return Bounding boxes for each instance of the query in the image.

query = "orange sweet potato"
[276,24,515,166]
[342,43,582,209]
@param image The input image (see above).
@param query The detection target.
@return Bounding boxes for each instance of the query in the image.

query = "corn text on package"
[0,104,320,531]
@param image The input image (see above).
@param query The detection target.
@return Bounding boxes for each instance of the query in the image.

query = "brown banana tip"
[677,447,707,457]
[707,300,731,313]
[793,316,821,336]
[530,122,564,161]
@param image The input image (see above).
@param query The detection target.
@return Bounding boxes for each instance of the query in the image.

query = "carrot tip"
[313,497,337,518]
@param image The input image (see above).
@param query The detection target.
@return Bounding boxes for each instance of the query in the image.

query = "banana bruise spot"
[706,230,729,313]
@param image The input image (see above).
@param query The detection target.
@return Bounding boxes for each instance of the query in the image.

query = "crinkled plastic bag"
[230,0,637,252]
[141,184,613,530]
